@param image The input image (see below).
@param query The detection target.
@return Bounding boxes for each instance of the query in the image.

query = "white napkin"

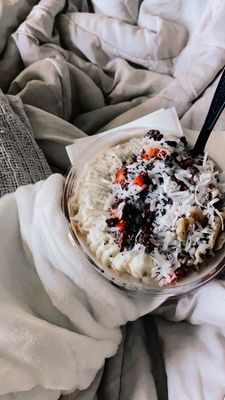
[66,107,183,164]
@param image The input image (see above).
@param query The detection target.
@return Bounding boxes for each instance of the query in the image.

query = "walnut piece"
[209,216,222,249]
[186,206,205,224]
[210,186,219,199]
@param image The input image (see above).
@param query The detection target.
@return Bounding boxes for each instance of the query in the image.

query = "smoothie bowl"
[62,127,225,297]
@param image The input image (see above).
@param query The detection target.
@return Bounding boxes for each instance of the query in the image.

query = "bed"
[0,1,225,399]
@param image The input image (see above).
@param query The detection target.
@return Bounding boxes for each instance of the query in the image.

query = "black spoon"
[191,67,225,157]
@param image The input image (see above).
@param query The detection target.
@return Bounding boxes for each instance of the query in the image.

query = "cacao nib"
[178,157,194,169]
[165,140,177,148]
[146,129,163,141]
[214,199,224,210]
[147,163,154,170]
[169,197,173,205]
[143,173,151,185]
[122,202,135,221]
[165,155,174,168]
[117,230,125,251]
[189,166,199,175]
[135,214,145,226]
[175,266,188,280]
[139,187,149,200]
[180,136,187,146]
[129,154,137,163]
[138,224,155,253]
[106,217,119,227]
[171,151,178,159]
[173,177,187,191]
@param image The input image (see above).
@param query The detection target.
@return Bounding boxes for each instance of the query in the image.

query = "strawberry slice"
[133,172,146,186]
[116,220,125,230]
[114,167,127,184]
[141,147,168,160]
[159,272,176,287]
[175,266,188,280]
[168,273,176,283]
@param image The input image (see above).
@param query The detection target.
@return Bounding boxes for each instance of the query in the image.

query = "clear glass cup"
[62,127,225,298]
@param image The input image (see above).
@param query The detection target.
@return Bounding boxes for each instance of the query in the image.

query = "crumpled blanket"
[0,0,225,140]
[0,173,166,399]
[1,1,225,400]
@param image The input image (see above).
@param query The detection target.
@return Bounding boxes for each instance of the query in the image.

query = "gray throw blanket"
[0,90,51,197]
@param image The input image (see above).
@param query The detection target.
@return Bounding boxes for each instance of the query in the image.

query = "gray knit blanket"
[0,90,51,197]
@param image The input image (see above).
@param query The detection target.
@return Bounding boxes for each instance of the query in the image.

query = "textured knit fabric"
[0,90,51,197]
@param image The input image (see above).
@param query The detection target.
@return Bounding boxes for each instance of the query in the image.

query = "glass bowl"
[62,127,225,297]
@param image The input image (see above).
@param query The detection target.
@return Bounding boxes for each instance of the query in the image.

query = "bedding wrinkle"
[61,12,187,70]
[92,0,140,24]
[2,0,224,131]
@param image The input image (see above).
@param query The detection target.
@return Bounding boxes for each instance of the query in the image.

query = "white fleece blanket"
[0,174,166,399]
[1,174,225,400]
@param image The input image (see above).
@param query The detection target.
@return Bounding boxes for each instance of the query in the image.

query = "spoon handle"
[191,67,225,157]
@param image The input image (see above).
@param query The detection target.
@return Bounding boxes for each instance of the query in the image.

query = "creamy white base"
[70,137,156,278]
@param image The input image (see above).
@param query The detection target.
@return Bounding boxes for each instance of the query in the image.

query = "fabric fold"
[0,174,165,397]
[59,11,188,74]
